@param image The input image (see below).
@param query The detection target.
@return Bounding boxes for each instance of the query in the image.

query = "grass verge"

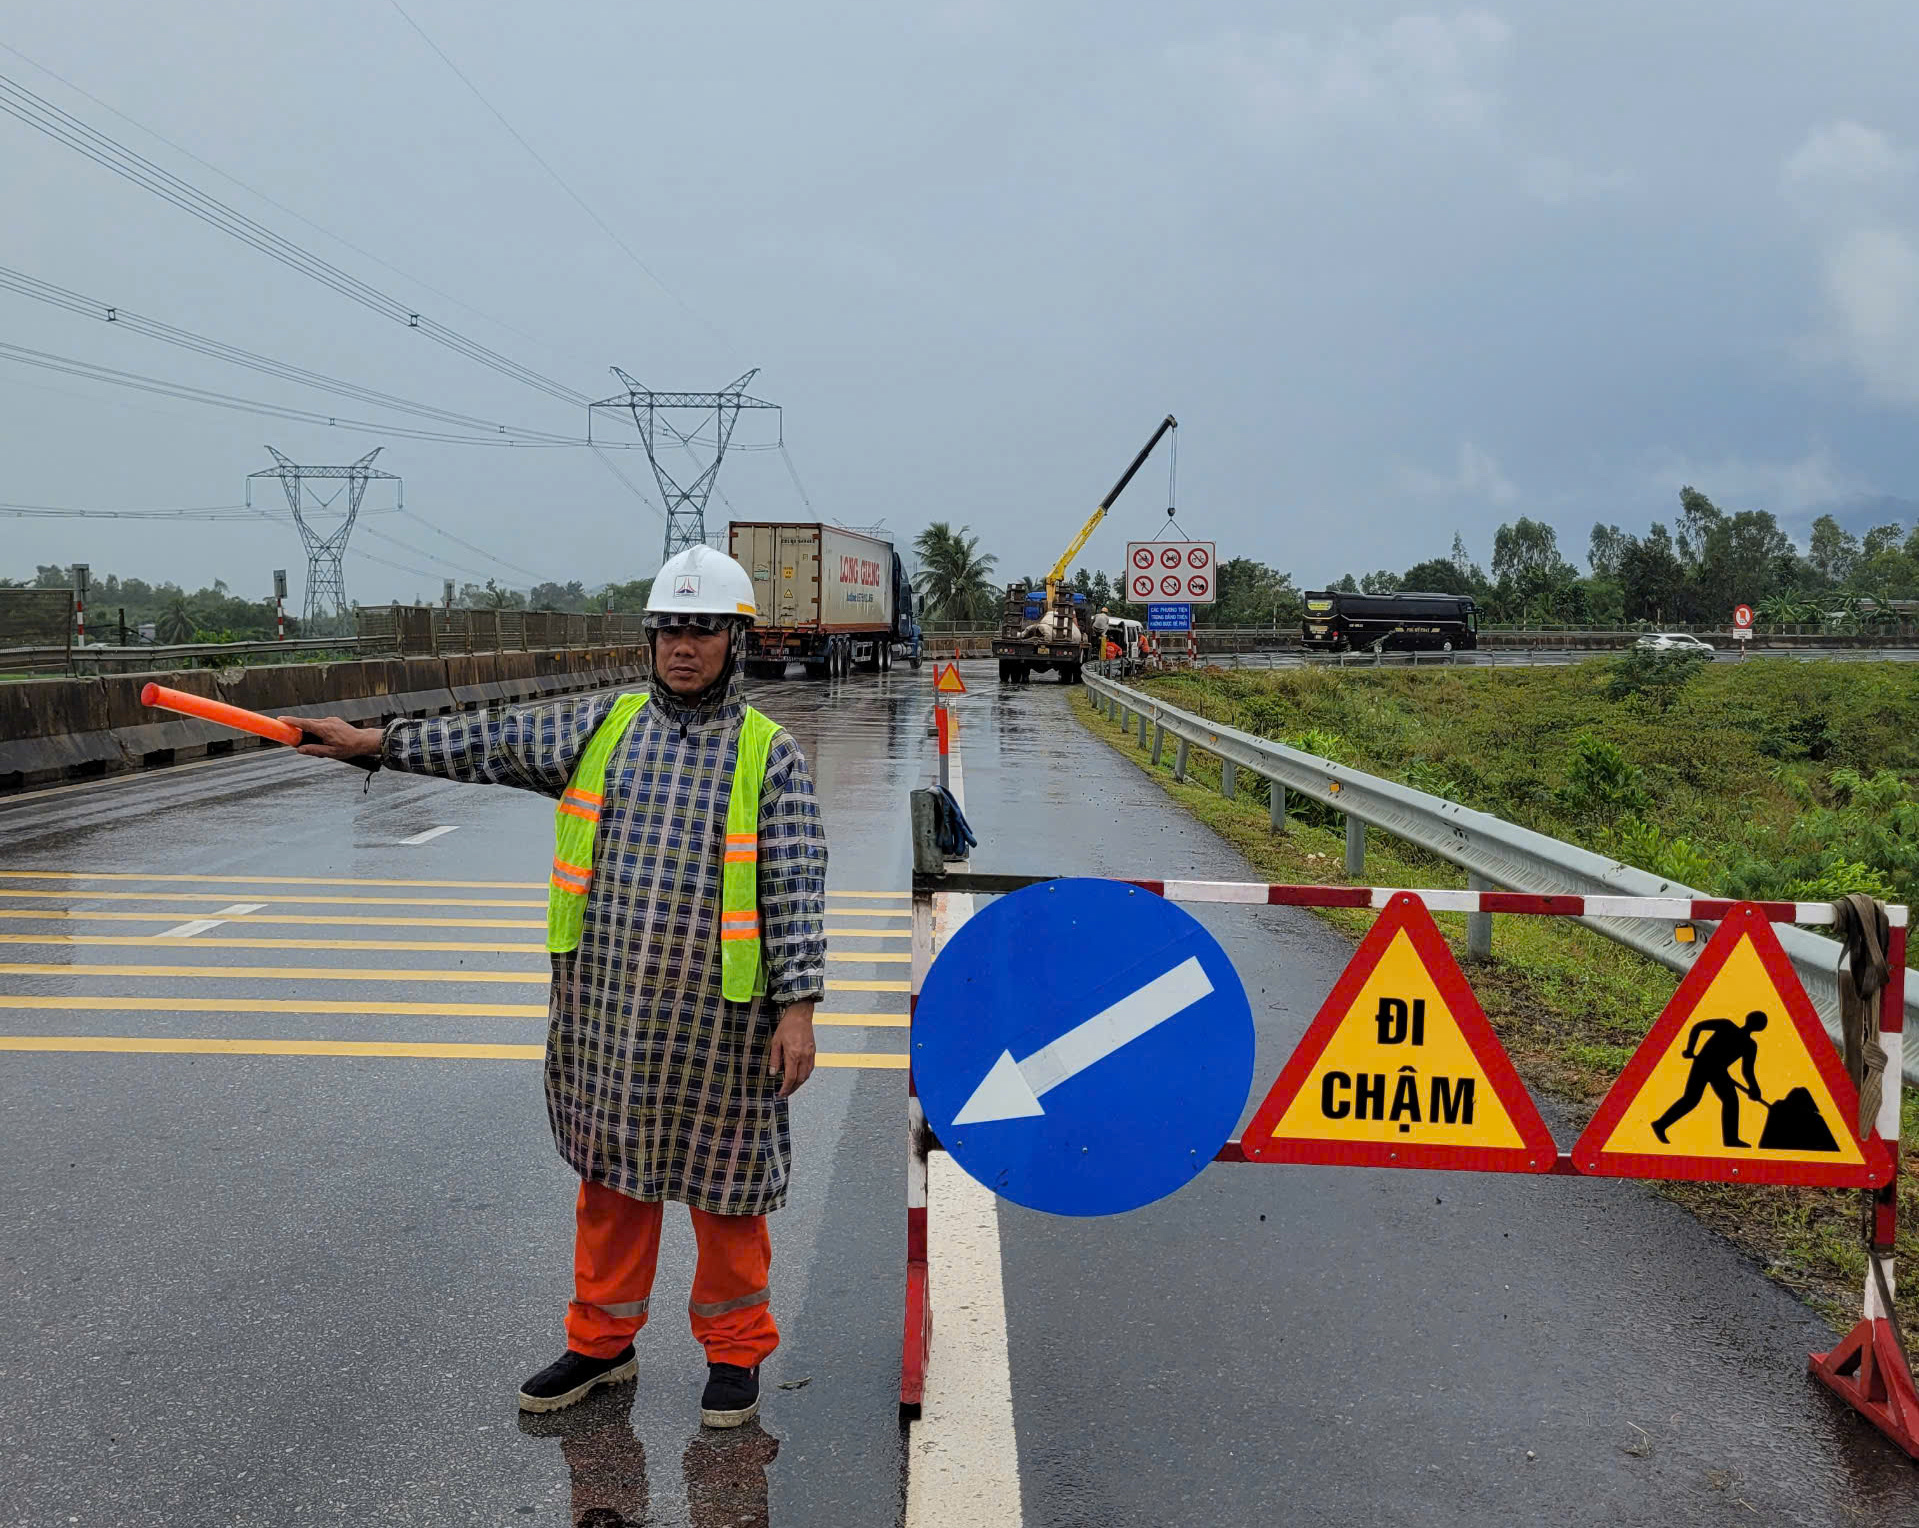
[1073,687,1919,1336]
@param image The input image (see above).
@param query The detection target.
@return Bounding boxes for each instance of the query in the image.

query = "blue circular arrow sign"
[913,878,1256,1216]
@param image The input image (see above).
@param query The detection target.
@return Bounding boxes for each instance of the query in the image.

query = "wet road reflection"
[521,1386,781,1527]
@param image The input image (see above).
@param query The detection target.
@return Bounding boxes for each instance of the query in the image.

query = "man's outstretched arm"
[282,691,620,799]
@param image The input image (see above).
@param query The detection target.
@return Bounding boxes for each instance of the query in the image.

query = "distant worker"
[1651,1010,1768,1147]
[284,545,826,1428]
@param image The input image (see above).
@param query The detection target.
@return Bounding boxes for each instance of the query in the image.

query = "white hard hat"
[646,545,758,624]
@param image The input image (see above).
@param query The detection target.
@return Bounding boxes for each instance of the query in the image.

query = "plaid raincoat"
[381,673,827,1215]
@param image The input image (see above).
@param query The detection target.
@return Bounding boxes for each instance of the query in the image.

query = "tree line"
[0,565,296,643]
[909,488,1919,630]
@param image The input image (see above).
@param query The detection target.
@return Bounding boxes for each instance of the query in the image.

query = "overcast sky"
[6,1,1919,608]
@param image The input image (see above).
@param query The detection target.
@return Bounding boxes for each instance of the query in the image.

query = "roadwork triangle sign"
[1241,893,1556,1172]
[1572,903,1893,1187]
[934,662,966,695]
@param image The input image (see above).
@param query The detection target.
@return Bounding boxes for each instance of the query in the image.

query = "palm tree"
[155,595,198,644]
[911,522,999,623]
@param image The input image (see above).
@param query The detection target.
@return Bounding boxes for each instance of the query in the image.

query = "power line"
[589,443,667,523]
[394,506,556,583]
[350,541,440,583]
[382,0,725,347]
[0,264,580,443]
[0,40,550,351]
[780,440,816,514]
[0,500,259,521]
[0,67,593,408]
[0,339,585,445]
[357,522,507,584]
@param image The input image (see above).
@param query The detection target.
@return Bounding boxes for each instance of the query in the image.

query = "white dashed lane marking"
[154,903,267,939]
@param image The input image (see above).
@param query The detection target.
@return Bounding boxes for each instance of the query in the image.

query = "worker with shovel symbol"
[1652,1010,1767,1147]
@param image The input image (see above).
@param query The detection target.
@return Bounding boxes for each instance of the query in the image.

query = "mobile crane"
[993,414,1179,683]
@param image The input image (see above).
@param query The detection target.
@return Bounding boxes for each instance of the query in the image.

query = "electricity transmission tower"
[247,447,402,624]
[588,369,780,561]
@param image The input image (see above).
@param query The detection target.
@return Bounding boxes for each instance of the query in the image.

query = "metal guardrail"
[1084,670,1919,1084]
[2,636,364,672]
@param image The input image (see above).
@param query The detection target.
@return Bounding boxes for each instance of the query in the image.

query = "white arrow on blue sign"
[913,878,1256,1216]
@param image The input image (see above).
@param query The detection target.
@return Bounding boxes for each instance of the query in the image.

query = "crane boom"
[1046,414,1178,598]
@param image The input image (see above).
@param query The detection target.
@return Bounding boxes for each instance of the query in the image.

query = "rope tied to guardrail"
[1831,893,1890,1136]
[1829,893,1907,1360]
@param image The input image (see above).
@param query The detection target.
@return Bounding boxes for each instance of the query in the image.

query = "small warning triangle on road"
[934,662,966,694]
[1572,902,1893,1187]
[1240,893,1557,1173]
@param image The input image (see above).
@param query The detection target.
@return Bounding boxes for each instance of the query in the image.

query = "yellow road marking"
[0,995,906,1020]
[0,1035,907,1066]
[1,909,545,930]
[0,929,908,953]
[0,889,547,909]
[0,889,908,917]
[0,870,907,899]
[0,963,908,990]
[4,994,548,1017]
[0,909,907,933]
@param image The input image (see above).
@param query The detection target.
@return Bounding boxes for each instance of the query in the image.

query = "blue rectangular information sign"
[1147,603,1192,631]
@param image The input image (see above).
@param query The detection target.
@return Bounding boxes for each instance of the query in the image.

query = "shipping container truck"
[728,521,921,680]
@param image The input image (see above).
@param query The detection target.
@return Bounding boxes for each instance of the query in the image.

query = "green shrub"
[1403,759,1465,802]
[1603,817,1719,889]
[1289,726,1348,763]
[1757,710,1836,762]
[1557,734,1650,819]
[1604,646,1709,708]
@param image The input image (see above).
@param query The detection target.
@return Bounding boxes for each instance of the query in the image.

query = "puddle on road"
[518,1389,779,1527]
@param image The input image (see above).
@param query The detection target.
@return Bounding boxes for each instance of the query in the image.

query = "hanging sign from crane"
[1127,542,1216,604]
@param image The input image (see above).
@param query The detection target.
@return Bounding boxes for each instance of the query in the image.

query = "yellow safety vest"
[546,692,782,1002]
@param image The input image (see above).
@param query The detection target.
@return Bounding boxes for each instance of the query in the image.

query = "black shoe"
[517,1346,638,1414]
[700,1362,761,1428]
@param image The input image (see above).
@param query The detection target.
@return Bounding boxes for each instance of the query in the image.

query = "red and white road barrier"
[1120,879,1910,926]
[904,869,1918,1459]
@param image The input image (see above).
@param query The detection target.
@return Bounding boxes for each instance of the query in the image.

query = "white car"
[1633,631,1715,654]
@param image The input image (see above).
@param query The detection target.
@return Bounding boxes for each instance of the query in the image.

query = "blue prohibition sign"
[913,878,1256,1217]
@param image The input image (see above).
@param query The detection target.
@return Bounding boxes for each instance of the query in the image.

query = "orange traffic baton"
[139,683,378,770]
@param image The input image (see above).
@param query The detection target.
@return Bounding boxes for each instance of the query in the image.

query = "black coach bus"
[1300,590,1479,653]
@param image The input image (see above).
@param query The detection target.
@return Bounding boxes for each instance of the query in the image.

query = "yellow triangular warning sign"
[1572,903,1893,1187]
[934,662,966,694]
[1240,893,1556,1172]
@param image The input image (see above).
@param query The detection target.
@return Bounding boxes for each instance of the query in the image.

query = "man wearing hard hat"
[288,546,826,1429]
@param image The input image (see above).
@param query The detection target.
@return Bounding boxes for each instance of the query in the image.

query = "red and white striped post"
[903,885,934,1413]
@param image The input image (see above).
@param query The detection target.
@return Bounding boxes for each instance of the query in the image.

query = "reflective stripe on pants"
[564,1180,779,1366]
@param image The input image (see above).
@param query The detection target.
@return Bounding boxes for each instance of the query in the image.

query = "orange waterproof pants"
[565,1181,779,1368]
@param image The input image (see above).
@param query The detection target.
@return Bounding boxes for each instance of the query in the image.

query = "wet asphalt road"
[3,662,1917,1525]
[963,680,1917,1527]
[0,672,921,1528]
